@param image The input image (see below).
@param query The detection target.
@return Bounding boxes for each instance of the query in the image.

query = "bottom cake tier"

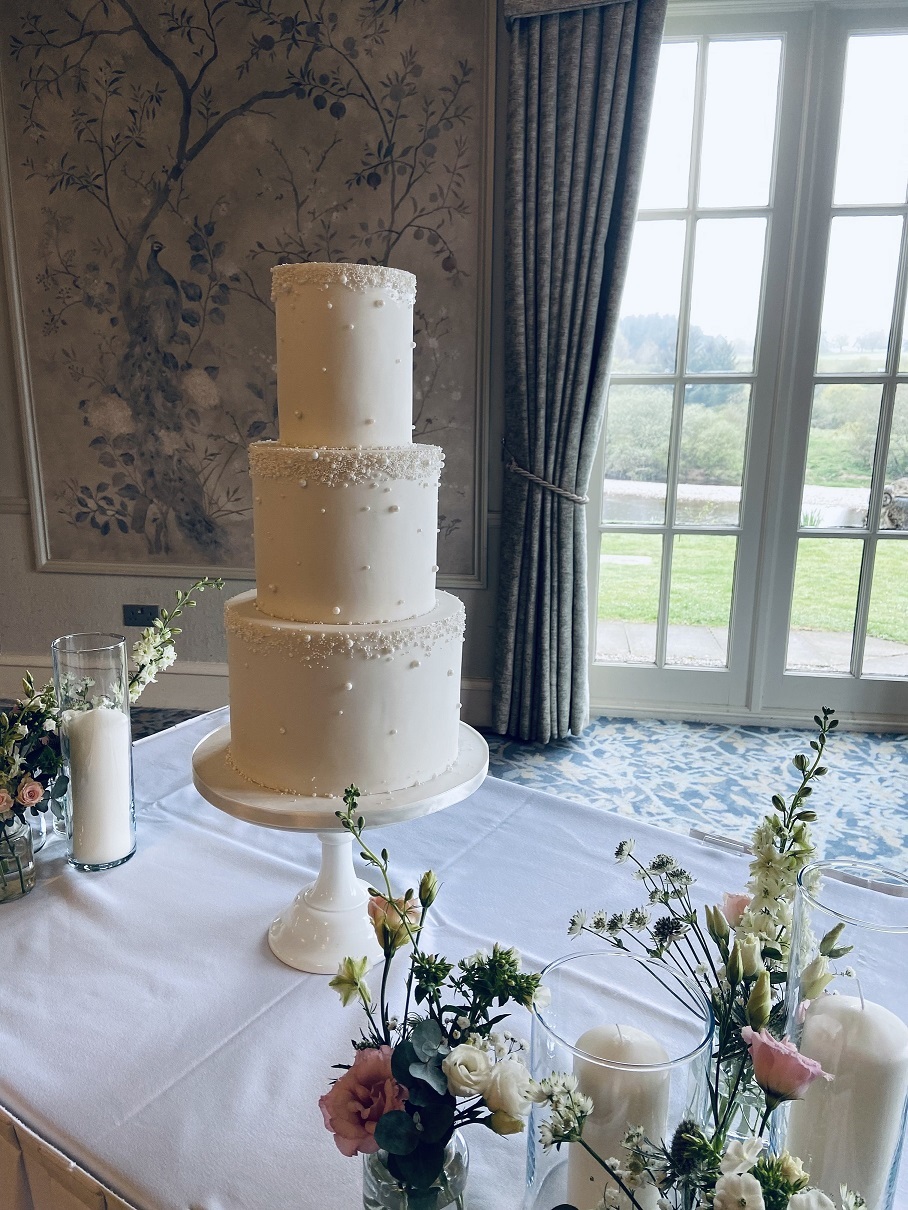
[224,589,465,797]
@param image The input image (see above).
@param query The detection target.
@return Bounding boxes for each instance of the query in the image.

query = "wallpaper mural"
[0,0,489,576]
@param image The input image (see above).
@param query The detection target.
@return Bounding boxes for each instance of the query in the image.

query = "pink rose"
[368,894,420,953]
[319,1045,407,1157]
[723,892,751,928]
[0,788,13,817]
[16,778,44,808]
[741,1027,832,1108]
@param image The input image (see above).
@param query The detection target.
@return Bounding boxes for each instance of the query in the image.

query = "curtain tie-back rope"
[506,457,589,504]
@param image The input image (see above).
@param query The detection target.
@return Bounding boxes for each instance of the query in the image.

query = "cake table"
[192,720,488,974]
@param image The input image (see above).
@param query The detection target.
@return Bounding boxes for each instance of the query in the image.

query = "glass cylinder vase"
[784,860,908,1210]
[52,633,136,871]
[363,1129,468,1210]
[0,816,36,902]
[525,950,714,1210]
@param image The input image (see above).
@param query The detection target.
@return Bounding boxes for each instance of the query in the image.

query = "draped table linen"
[0,709,902,1209]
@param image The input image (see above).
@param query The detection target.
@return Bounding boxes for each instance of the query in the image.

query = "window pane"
[801,383,882,529]
[834,35,908,205]
[863,541,908,676]
[688,218,766,373]
[699,39,781,208]
[786,538,862,672]
[882,384,908,512]
[816,216,902,373]
[901,297,908,374]
[638,41,698,209]
[601,385,673,524]
[677,384,750,525]
[596,533,662,664]
[665,535,736,666]
[614,221,686,372]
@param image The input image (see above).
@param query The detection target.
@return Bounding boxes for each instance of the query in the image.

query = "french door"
[588,5,908,727]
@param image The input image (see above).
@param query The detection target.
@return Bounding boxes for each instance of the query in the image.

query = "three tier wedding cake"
[223,262,465,798]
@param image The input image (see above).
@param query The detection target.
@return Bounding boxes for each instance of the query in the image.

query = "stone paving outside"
[596,620,908,675]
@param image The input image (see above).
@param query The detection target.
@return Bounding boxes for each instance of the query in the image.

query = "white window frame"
[587,1,908,728]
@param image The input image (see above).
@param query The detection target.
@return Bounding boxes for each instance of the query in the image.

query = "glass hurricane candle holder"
[52,633,136,871]
[525,950,714,1210]
[784,860,908,1210]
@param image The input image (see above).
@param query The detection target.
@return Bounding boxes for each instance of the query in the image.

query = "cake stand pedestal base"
[191,721,488,974]
[268,832,383,973]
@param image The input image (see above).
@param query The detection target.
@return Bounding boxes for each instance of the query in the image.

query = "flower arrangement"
[0,674,67,893]
[539,706,866,1210]
[321,786,547,1202]
[127,577,224,703]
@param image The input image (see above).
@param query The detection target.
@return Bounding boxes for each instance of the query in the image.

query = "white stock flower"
[482,1057,540,1117]
[789,1192,835,1210]
[720,1136,764,1175]
[713,1173,766,1210]
[533,984,552,1010]
[442,1043,491,1097]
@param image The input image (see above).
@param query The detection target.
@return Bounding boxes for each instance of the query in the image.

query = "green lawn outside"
[598,532,908,643]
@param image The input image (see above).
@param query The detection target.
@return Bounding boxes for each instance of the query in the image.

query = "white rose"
[481,1057,540,1117]
[720,1136,764,1175]
[442,1043,491,1097]
[788,1192,835,1210]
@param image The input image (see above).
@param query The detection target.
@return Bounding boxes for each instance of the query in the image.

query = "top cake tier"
[272,262,417,449]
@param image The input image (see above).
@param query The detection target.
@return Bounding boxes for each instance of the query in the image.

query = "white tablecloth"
[0,709,903,1210]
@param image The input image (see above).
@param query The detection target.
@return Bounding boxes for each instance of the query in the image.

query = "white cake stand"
[191,722,488,974]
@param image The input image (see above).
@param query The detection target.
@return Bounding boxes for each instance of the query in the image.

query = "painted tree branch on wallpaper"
[0,0,489,576]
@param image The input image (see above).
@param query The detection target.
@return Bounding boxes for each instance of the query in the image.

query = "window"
[589,6,908,726]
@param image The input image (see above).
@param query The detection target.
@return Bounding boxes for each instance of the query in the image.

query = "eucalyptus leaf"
[414,1098,455,1144]
[405,1079,443,1107]
[391,1040,418,1086]
[408,1055,449,1095]
[373,1110,419,1156]
[410,1018,444,1062]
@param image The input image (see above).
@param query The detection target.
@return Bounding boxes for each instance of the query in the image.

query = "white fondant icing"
[273,263,415,447]
[226,590,463,797]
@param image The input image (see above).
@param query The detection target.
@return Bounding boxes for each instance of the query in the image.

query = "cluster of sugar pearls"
[250,442,443,487]
[270,262,416,306]
[226,598,465,664]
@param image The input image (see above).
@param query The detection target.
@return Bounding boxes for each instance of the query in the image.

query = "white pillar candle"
[567,1025,669,1210]
[64,707,133,866]
[787,994,908,1208]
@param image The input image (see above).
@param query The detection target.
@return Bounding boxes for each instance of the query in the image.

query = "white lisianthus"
[789,1191,835,1210]
[720,1136,764,1175]
[482,1057,541,1117]
[713,1173,766,1210]
[800,955,835,1000]
[738,934,765,977]
[442,1043,491,1097]
[778,1151,808,1184]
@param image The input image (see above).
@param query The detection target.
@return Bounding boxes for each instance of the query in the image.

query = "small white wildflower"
[568,910,586,937]
[789,1191,835,1210]
[713,1173,766,1210]
[720,1136,764,1175]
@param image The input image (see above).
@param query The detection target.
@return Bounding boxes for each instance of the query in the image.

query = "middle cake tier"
[251,441,443,624]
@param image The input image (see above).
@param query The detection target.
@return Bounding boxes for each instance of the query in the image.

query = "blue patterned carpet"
[86,707,908,869]
[483,717,908,868]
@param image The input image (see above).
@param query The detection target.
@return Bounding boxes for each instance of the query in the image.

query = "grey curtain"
[492,0,667,742]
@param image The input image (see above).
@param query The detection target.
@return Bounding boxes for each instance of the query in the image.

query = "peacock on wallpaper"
[0,0,489,576]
